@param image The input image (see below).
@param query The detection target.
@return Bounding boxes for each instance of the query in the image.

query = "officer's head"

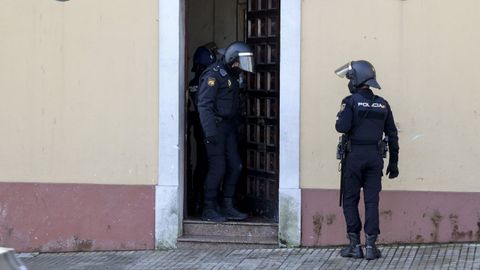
[223,41,255,74]
[192,46,216,73]
[335,60,381,90]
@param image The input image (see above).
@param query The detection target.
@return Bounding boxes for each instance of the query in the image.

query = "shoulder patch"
[207,77,216,87]
[219,69,228,77]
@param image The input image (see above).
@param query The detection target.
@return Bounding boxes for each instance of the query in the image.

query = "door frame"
[156,0,301,248]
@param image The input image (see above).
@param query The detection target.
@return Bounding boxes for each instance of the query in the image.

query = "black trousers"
[342,146,383,235]
[204,121,242,201]
[191,113,208,202]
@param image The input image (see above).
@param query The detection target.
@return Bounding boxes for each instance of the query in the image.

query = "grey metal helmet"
[335,60,381,89]
[223,41,255,73]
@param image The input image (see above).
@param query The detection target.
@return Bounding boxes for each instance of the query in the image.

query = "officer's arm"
[335,97,353,133]
[384,102,399,154]
[197,73,219,137]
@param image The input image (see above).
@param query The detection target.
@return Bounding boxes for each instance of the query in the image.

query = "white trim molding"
[279,0,302,247]
[156,0,185,249]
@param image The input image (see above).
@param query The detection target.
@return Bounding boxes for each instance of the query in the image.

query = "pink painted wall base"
[302,189,480,246]
[0,183,155,252]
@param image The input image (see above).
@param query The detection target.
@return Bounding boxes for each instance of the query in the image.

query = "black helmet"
[223,41,255,73]
[335,60,381,89]
[192,46,216,72]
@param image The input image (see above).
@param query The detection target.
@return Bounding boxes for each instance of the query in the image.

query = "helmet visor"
[334,62,352,78]
[238,52,255,73]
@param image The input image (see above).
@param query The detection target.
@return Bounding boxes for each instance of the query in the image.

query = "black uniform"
[197,61,242,202]
[187,74,208,215]
[335,88,399,235]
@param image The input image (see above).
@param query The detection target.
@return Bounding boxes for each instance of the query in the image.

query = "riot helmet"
[335,60,381,89]
[192,46,216,72]
[223,41,255,73]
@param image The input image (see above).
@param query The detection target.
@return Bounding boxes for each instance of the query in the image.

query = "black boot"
[202,200,226,222]
[365,234,382,260]
[221,198,248,221]
[340,233,364,258]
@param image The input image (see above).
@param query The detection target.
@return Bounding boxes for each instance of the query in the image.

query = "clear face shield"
[238,52,255,73]
[334,62,352,78]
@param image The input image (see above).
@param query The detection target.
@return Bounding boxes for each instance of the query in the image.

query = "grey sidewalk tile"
[23,243,480,270]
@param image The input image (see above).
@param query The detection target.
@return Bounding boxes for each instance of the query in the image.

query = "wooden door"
[243,0,280,221]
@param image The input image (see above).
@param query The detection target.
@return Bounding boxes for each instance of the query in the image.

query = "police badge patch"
[340,103,346,112]
[207,77,215,87]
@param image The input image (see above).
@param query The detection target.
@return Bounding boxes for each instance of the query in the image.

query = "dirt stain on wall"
[313,213,324,245]
[430,210,443,243]
[449,214,473,241]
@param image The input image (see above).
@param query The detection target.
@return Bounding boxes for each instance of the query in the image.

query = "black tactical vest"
[349,93,388,143]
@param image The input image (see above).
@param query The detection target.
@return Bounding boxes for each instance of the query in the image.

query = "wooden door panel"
[243,0,280,221]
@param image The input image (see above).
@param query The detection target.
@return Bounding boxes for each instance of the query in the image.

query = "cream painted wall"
[0,0,158,185]
[301,0,480,192]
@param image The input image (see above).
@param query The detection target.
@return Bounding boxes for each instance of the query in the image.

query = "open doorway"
[184,0,280,223]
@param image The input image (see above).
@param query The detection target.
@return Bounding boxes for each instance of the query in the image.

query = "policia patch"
[207,77,216,87]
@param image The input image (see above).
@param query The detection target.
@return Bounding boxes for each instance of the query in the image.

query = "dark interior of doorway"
[184,0,280,223]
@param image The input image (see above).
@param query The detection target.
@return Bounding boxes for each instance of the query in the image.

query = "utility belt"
[337,137,388,159]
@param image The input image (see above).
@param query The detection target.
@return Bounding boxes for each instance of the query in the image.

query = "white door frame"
[156,0,301,249]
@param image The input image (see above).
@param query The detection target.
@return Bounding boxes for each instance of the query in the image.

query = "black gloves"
[386,152,399,179]
[204,135,218,145]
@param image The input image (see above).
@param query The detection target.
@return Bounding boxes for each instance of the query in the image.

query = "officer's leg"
[342,155,363,234]
[202,132,227,222]
[192,115,208,216]
[223,126,242,197]
[363,153,383,259]
[221,125,247,220]
[340,153,364,258]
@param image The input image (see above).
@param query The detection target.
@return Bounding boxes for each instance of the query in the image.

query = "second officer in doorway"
[197,41,255,222]
[335,60,399,260]
[187,44,217,216]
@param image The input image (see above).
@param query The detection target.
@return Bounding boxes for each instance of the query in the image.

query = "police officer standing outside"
[197,41,255,222]
[335,60,399,260]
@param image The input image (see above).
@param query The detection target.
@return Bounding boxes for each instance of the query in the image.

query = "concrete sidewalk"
[22,243,480,270]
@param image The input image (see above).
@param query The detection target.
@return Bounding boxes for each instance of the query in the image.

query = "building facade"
[1,0,479,252]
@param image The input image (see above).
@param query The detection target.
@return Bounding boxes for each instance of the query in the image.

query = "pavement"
[21,243,480,270]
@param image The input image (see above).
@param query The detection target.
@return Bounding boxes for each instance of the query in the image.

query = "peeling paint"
[415,234,424,243]
[312,213,323,245]
[380,210,393,220]
[476,221,480,241]
[430,210,443,242]
[449,214,472,241]
[326,214,336,225]
[73,236,93,251]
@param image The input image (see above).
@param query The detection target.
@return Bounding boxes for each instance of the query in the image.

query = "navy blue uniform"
[187,74,209,215]
[336,88,399,235]
[197,62,242,201]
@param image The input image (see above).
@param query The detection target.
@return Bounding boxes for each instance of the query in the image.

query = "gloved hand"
[386,152,399,179]
[204,135,218,145]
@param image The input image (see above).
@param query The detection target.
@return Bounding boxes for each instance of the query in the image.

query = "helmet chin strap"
[348,81,357,94]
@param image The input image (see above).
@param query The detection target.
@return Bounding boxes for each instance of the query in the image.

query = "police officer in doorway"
[335,60,399,260]
[197,41,255,222]
[187,45,217,216]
